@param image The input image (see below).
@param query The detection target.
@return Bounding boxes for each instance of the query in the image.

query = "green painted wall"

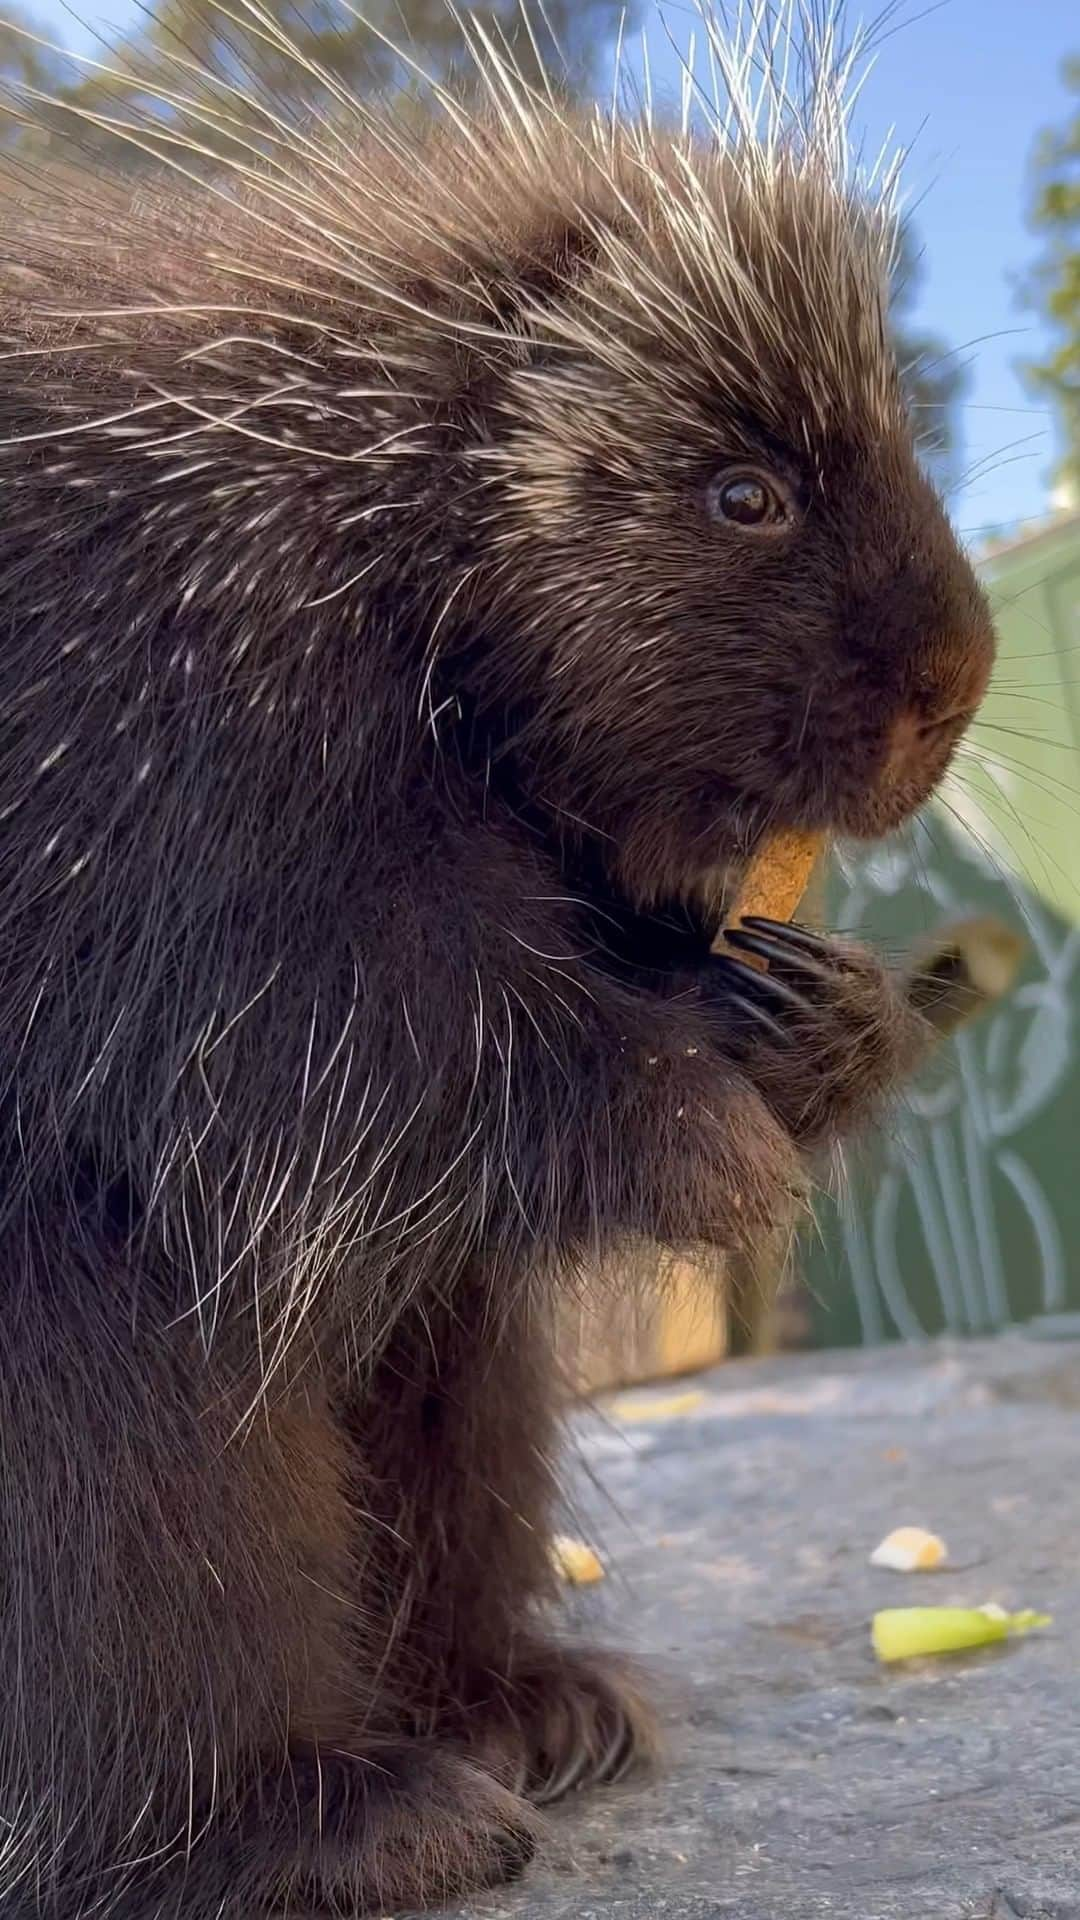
[961,512,1080,927]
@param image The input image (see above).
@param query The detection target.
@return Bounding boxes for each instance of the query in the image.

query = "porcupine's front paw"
[708,917,927,1150]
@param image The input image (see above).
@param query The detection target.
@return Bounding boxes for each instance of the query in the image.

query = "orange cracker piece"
[714,830,822,960]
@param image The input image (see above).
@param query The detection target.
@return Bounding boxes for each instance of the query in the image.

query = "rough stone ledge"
[424,1336,1080,1920]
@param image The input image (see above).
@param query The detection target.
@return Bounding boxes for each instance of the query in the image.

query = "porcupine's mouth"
[482,723,736,981]
[569,847,732,986]
[590,890,719,984]
[544,805,744,988]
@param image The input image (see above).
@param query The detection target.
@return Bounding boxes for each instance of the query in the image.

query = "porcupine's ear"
[483,216,610,359]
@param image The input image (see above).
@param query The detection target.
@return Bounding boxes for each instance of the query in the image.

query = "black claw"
[725,927,837,984]
[713,984,790,1043]
[733,994,790,1042]
[710,951,806,1013]
[604,1713,637,1786]
[535,1742,590,1806]
[724,926,808,970]
[740,916,834,959]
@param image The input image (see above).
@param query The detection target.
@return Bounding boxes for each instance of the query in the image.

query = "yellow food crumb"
[551,1536,605,1586]
[609,1389,706,1424]
[870,1526,948,1572]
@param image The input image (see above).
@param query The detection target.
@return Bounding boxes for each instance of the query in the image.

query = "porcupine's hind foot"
[115,1745,538,1919]
[272,1745,539,1915]
[463,1645,660,1808]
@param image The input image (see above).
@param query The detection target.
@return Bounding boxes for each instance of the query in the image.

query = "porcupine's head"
[437,10,997,932]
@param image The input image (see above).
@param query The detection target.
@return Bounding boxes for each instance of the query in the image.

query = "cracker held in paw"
[715,830,822,959]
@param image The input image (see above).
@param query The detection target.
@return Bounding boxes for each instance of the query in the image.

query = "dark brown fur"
[0,56,994,1920]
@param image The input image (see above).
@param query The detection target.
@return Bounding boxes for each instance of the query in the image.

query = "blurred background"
[3,0,1079,1374]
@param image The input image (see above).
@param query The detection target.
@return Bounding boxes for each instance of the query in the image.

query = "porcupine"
[0,3,995,1914]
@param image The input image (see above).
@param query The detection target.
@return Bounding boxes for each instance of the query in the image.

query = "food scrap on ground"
[608,1389,706,1424]
[551,1535,605,1586]
[872,1604,1052,1664]
[870,1525,948,1572]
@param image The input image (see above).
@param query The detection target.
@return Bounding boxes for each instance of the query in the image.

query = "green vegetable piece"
[872,1605,1052,1664]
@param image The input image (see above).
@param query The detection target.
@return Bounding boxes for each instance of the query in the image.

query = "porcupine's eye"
[706,468,793,534]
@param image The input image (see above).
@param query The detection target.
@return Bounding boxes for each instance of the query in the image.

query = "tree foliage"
[122,0,627,94]
[1,0,633,171]
[1026,56,1080,488]
[0,6,71,148]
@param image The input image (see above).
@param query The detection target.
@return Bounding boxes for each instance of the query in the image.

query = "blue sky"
[28,0,1079,542]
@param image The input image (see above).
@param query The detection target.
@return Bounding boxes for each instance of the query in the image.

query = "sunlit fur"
[0,3,994,1914]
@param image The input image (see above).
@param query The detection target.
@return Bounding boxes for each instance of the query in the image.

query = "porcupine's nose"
[882,701,970,783]
[881,635,993,795]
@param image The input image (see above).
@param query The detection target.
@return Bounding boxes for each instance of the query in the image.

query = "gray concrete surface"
[439,1336,1080,1920]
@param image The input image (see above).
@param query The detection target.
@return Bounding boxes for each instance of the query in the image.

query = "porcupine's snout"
[888,589,995,785]
[840,639,991,839]
[825,472,997,842]
[880,689,980,790]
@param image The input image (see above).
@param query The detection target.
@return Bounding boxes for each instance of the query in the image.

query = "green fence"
[801,511,1080,1347]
